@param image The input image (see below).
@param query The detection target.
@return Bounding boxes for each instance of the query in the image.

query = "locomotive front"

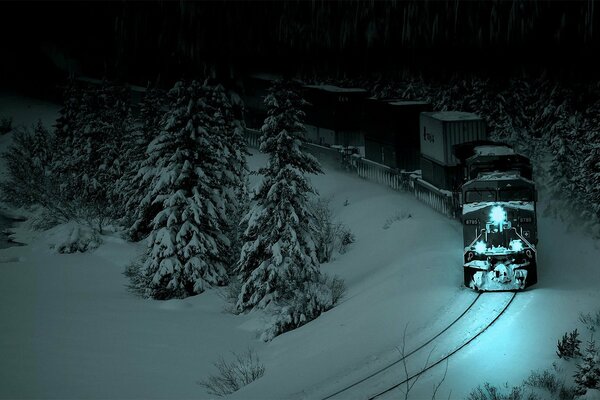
[460,149,538,291]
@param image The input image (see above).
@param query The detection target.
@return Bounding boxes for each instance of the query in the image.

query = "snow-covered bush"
[0,121,85,227]
[311,197,355,263]
[1,122,56,208]
[47,221,102,254]
[525,369,576,400]
[580,311,600,333]
[557,329,583,360]
[261,274,345,341]
[198,348,265,397]
[467,383,536,400]
[0,116,12,135]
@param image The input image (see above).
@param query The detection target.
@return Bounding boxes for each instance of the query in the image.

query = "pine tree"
[574,337,600,395]
[557,329,582,359]
[52,80,134,231]
[124,87,166,240]
[133,81,228,299]
[235,79,324,313]
[202,83,249,269]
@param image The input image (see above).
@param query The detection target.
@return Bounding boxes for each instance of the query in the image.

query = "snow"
[387,100,431,106]
[475,145,515,156]
[1,92,600,399]
[425,111,482,121]
[304,84,367,94]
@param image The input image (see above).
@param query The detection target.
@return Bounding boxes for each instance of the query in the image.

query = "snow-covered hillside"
[1,93,599,399]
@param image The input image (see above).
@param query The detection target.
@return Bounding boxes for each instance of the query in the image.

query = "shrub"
[467,382,538,400]
[261,273,346,341]
[198,348,265,397]
[579,311,600,333]
[524,369,576,400]
[48,222,102,254]
[557,329,582,359]
[0,116,12,134]
[311,197,355,263]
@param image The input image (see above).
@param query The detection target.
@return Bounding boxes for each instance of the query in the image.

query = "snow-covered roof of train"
[386,100,430,106]
[424,111,481,121]
[249,72,283,81]
[304,84,367,93]
[476,171,523,181]
[474,145,515,156]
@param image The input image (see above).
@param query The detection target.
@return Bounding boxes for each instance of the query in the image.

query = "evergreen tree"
[574,337,600,395]
[235,79,324,312]
[124,87,166,240]
[133,81,228,299]
[52,80,134,231]
[202,83,249,269]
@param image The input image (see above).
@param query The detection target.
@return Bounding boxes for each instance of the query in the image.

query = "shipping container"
[420,156,463,191]
[303,84,368,154]
[363,99,432,170]
[419,112,487,167]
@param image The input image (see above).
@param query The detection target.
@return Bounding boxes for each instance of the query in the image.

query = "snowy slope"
[1,93,599,399]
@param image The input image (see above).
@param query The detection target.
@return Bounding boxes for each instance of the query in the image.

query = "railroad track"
[318,292,517,400]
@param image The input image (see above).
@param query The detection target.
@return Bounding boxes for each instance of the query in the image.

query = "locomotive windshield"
[499,188,534,202]
[465,190,496,203]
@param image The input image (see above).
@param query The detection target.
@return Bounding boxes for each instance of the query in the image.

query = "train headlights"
[474,241,487,254]
[510,239,524,252]
[490,206,507,225]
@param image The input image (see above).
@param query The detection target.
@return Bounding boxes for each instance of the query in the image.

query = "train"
[241,74,538,291]
[456,143,538,290]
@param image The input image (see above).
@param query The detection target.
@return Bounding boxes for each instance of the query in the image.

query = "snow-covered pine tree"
[202,83,249,269]
[574,337,600,395]
[52,80,133,231]
[0,121,57,208]
[579,98,600,231]
[236,80,335,339]
[133,81,228,299]
[123,87,167,241]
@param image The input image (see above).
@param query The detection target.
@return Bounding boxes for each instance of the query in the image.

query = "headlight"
[490,206,506,225]
[474,241,487,254]
[510,239,524,252]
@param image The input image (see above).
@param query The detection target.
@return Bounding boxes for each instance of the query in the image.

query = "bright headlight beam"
[510,239,524,252]
[474,241,487,254]
[490,206,506,225]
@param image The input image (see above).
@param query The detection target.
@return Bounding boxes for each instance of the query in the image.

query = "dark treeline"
[2,0,600,95]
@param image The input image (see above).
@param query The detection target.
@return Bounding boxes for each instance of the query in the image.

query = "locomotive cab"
[460,147,538,291]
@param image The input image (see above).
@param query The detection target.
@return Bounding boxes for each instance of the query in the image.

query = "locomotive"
[457,143,538,291]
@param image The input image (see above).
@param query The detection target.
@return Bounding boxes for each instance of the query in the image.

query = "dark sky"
[2,1,599,95]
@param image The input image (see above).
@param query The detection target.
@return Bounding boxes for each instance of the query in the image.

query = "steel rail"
[367,292,517,400]
[320,292,483,400]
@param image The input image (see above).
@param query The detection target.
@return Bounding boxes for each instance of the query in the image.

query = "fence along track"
[245,128,459,219]
[368,292,517,400]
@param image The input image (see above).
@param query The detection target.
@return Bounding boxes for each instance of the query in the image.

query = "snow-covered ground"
[1,93,599,399]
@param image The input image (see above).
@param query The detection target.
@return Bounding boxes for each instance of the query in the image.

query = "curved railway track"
[319,292,517,400]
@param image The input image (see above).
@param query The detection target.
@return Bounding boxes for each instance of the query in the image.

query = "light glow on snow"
[490,206,506,225]
[474,241,487,254]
